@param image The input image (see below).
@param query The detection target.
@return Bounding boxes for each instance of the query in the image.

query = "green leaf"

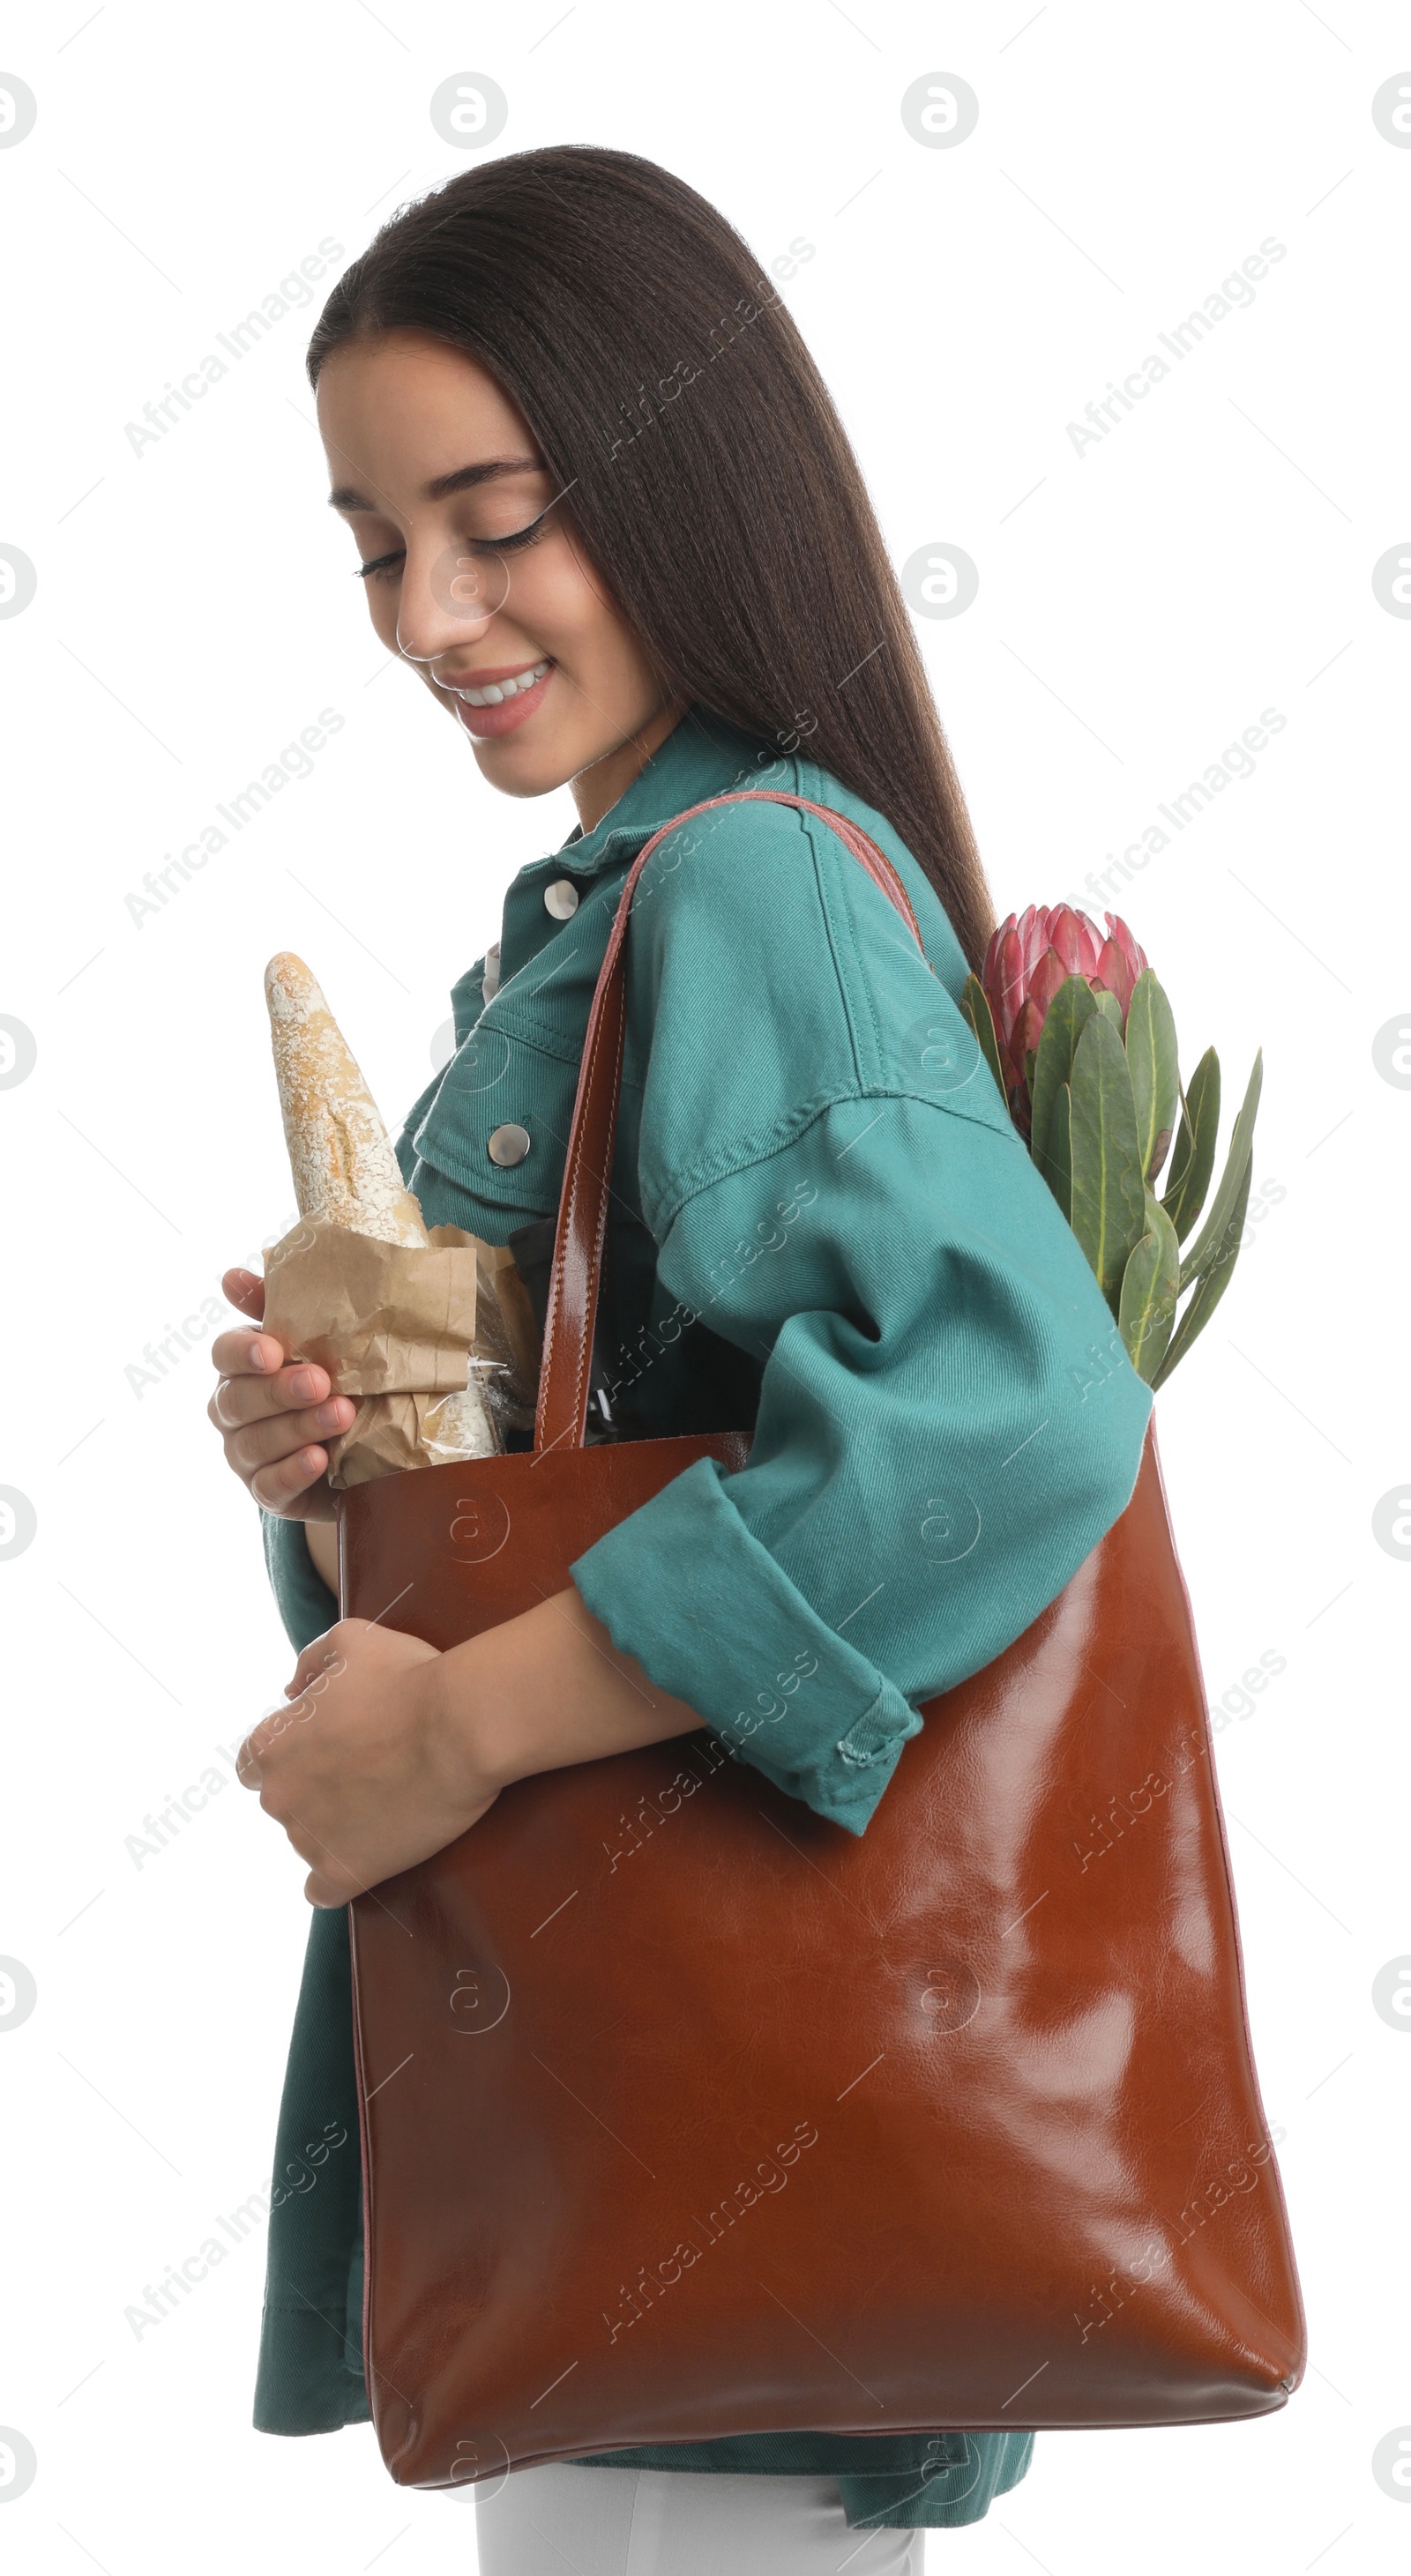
[1160,1046,1220,1243]
[1152,1150,1255,1388]
[1094,988,1124,1030]
[1125,971,1181,1186]
[1178,1050,1263,1293]
[960,973,1010,1108]
[1028,974,1097,1182]
[1067,1010,1148,1315]
[1117,1191,1181,1383]
[1045,1082,1072,1223]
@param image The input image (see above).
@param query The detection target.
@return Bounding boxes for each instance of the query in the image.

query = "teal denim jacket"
[253,705,1152,2528]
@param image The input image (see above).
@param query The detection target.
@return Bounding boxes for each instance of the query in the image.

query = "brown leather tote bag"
[339,792,1305,2492]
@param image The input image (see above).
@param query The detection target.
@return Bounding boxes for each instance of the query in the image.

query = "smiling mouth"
[446,656,551,707]
[444,657,556,741]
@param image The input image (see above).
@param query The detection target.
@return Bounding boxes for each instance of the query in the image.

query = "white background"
[1,2,1406,2569]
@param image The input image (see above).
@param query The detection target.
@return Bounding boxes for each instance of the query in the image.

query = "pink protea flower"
[981,905,1148,1112]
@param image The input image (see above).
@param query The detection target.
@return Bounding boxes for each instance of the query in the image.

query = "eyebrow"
[326,456,542,512]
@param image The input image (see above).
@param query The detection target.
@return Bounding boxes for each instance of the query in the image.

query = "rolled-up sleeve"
[570,1090,1153,1834]
[572,1448,926,1832]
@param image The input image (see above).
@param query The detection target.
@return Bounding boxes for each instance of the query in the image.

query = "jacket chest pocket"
[407,1019,585,1221]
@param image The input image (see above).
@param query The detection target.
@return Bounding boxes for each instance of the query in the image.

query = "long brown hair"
[306,145,997,970]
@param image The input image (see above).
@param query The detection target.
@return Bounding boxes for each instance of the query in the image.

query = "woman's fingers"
[210,1327,300,1387]
[285,1622,359,1701]
[207,1277,350,1520]
[228,1397,355,1473]
[222,1266,265,1321]
[249,1443,334,1510]
[237,1626,356,1788]
[210,1351,334,1426]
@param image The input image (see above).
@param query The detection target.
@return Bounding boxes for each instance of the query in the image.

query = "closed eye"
[355,507,554,583]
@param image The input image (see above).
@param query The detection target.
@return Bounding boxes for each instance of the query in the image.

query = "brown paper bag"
[261,1217,541,1490]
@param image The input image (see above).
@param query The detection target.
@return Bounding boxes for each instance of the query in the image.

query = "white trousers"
[473,2462,923,2575]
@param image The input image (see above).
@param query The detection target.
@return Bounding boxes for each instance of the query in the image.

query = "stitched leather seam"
[585,992,627,1435]
[539,972,619,1446]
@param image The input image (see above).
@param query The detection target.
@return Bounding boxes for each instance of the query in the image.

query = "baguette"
[265,952,429,1249]
[265,953,496,1458]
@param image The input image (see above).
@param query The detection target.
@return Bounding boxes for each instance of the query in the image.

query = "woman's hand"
[236,1617,500,1906]
[207,1265,356,1523]
[238,1585,711,1909]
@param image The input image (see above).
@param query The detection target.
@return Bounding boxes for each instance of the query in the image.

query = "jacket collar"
[534,702,781,882]
[443,704,784,1053]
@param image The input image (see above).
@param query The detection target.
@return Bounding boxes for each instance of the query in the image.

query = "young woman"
[208,145,1153,2574]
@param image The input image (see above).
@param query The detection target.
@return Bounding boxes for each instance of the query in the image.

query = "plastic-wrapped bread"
[264,953,497,1463]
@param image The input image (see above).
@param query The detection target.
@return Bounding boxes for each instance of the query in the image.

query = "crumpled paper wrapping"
[261,1215,541,1490]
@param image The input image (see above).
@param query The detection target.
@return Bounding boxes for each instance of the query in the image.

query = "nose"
[395,542,511,666]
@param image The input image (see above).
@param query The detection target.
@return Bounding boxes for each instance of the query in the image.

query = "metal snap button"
[482,942,501,1000]
[487,1123,532,1167]
[544,878,579,919]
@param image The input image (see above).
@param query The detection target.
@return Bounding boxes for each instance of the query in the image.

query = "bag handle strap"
[534,789,928,1455]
